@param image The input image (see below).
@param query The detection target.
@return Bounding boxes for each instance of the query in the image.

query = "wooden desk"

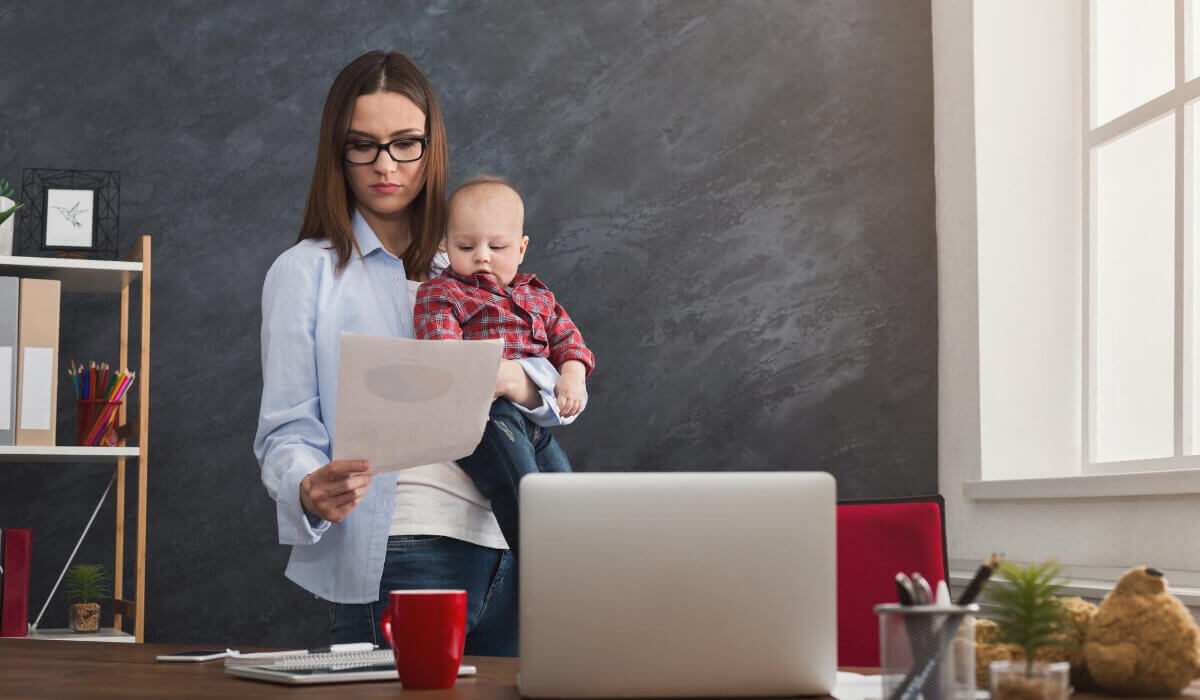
[0,640,521,699]
[4,639,1200,699]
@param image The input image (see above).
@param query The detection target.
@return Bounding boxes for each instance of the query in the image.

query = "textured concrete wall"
[0,0,936,645]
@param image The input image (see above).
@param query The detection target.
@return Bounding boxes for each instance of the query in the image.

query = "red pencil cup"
[75,399,122,447]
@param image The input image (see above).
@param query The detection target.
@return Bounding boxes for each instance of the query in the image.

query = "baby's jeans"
[456,399,572,559]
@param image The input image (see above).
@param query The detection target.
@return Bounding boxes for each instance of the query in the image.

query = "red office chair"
[836,495,948,667]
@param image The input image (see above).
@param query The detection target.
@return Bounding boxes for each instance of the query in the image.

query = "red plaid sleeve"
[414,278,464,341]
[546,299,595,377]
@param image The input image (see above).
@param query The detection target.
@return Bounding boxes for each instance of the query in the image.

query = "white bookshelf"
[0,446,139,462]
[0,240,152,642]
[0,255,142,293]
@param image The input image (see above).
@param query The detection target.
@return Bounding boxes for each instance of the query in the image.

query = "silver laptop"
[518,471,837,698]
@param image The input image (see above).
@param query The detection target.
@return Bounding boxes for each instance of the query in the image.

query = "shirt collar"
[350,208,385,260]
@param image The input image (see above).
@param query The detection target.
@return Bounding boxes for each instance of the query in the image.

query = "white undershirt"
[387,279,507,548]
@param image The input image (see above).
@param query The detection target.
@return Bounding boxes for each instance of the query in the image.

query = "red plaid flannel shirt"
[414,268,595,376]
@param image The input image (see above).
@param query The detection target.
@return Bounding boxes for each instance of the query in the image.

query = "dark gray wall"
[0,0,936,646]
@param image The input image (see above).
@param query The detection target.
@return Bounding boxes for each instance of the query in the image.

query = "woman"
[253,50,574,656]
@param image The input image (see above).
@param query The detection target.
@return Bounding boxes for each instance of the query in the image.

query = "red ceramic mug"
[379,589,468,689]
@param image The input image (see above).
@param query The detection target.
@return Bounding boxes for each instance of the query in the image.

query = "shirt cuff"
[277,464,332,545]
[513,357,586,427]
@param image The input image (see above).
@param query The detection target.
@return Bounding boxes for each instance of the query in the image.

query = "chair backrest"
[836,495,947,667]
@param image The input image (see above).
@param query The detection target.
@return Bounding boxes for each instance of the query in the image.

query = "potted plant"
[984,559,1072,700]
[65,563,111,633]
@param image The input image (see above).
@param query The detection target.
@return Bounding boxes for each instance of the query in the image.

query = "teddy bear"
[974,596,1096,689]
[1084,566,1200,696]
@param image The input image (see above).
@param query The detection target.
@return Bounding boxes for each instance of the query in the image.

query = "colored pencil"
[84,373,136,445]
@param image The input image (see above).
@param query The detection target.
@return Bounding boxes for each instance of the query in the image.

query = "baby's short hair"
[449,173,521,203]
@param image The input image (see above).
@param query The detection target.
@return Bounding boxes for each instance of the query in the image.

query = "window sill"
[948,562,1200,607]
[963,467,1200,500]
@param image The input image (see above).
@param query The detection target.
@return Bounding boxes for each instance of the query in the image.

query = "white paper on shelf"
[19,347,53,431]
[0,346,12,430]
[332,333,503,475]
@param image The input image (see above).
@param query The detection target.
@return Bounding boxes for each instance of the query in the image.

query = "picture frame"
[17,169,120,260]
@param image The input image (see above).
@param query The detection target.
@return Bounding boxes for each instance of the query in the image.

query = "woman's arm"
[496,358,543,408]
[253,252,337,544]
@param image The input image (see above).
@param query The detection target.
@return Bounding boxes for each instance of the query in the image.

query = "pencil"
[955,553,1004,605]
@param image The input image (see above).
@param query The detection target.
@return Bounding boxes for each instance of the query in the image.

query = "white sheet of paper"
[19,347,53,431]
[45,188,95,248]
[332,333,503,475]
[0,346,12,430]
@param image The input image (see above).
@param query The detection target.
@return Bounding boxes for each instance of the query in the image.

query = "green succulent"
[983,559,1071,677]
[0,178,21,227]
[65,563,111,604]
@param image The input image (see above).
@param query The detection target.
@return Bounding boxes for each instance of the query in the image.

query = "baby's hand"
[555,373,586,419]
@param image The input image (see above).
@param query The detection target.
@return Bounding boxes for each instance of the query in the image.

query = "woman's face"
[343,91,428,220]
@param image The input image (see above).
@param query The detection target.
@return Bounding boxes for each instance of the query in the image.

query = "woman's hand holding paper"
[300,460,373,523]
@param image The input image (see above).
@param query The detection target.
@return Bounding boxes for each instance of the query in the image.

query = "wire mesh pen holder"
[75,398,122,447]
[876,603,978,700]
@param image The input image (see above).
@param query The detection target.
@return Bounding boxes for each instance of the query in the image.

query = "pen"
[908,572,938,698]
[895,572,916,606]
[893,573,934,697]
[306,642,376,654]
[910,572,933,605]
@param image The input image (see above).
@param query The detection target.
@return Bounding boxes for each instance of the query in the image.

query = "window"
[1085,0,1200,472]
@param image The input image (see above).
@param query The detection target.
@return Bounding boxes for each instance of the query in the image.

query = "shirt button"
[394,275,401,283]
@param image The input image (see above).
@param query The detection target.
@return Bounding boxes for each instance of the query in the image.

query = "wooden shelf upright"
[0,235,151,642]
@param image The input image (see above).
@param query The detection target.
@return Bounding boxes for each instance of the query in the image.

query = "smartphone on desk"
[156,650,228,662]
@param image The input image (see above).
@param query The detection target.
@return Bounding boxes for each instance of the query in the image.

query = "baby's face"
[446,185,528,287]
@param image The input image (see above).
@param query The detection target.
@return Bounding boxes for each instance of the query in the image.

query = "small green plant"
[984,559,1070,677]
[65,563,111,604]
[0,178,21,227]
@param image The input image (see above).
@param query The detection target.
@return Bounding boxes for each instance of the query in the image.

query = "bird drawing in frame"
[51,201,88,228]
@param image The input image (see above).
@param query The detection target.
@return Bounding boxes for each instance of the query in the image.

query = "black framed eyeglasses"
[344,137,429,165]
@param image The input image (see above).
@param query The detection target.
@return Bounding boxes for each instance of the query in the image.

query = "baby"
[414,175,594,557]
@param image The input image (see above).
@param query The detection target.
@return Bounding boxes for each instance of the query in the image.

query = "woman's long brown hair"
[297,51,448,277]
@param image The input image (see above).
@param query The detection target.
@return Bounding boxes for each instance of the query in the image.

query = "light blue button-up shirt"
[254,210,575,603]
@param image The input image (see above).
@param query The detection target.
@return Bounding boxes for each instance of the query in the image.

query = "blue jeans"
[455,399,572,559]
[330,535,518,656]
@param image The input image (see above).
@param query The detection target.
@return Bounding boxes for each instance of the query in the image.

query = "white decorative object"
[0,196,15,256]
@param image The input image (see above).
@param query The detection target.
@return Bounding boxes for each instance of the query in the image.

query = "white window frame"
[1083,0,1200,474]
